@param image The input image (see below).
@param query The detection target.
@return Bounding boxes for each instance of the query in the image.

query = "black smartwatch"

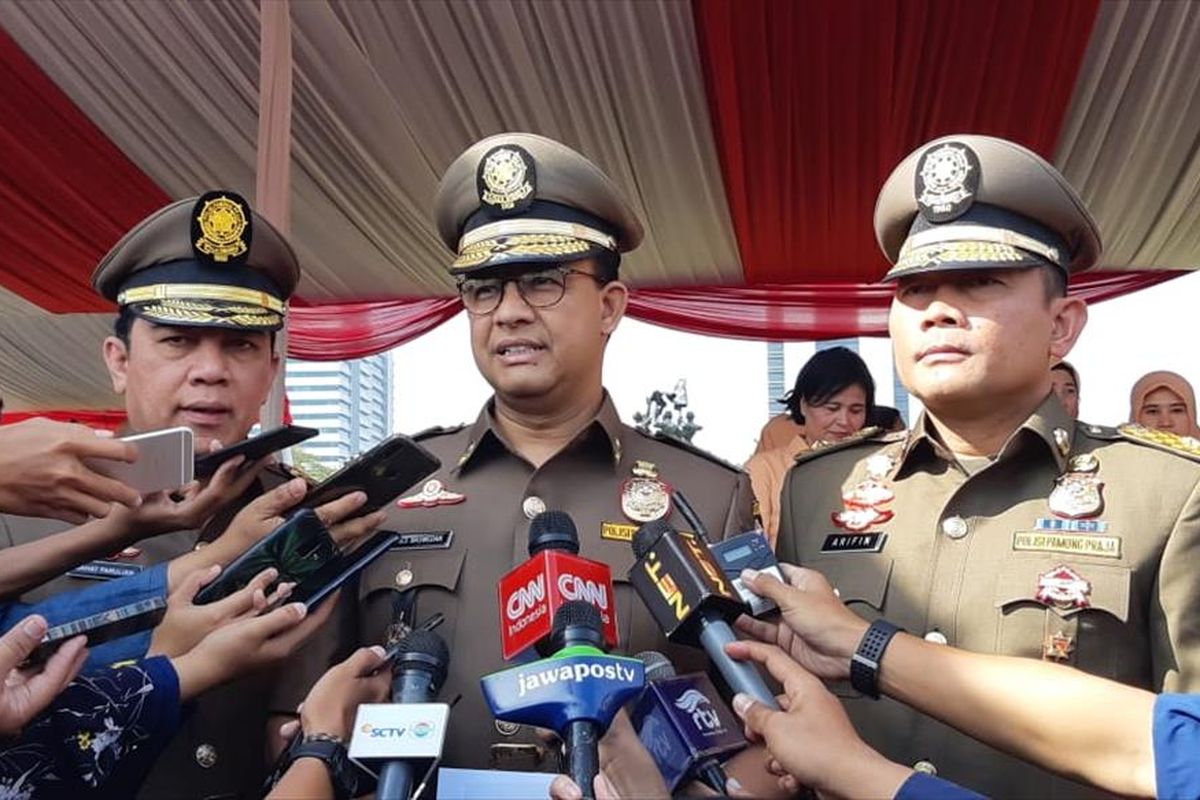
[289,733,357,800]
[849,619,904,699]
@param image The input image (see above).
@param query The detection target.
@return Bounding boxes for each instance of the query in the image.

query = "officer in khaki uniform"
[275,134,755,782]
[0,191,310,799]
[776,135,1200,798]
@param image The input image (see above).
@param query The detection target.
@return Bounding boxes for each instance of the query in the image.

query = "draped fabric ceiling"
[0,0,1198,411]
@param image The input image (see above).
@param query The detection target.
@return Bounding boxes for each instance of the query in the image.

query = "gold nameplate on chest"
[600,522,638,542]
[1012,531,1121,559]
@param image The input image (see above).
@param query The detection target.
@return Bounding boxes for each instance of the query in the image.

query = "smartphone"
[301,435,441,516]
[86,426,194,495]
[194,425,319,479]
[194,508,337,605]
[286,530,401,612]
[24,596,168,666]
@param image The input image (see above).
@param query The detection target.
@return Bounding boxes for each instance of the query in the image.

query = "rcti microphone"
[632,651,746,793]
[628,520,779,709]
[374,629,450,800]
[481,602,645,800]
[497,510,618,659]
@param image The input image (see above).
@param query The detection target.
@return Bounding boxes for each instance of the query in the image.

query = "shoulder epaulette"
[792,426,903,466]
[633,428,742,473]
[1113,423,1200,463]
[411,423,468,442]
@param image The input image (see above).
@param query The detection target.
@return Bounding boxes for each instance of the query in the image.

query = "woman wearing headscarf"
[746,347,875,545]
[1129,370,1200,438]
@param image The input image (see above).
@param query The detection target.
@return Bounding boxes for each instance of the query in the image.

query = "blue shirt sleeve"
[1154,693,1200,800]
[0,655,182,798]
[894,772,988,800]
[0,563,169,668]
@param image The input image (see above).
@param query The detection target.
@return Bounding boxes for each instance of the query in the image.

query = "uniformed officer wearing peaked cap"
[93,189,299,331]
[276,135,757,794]
[776,135,1200,798]
[2,190,311,800]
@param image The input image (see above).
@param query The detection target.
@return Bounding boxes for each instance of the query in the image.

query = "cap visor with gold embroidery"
[116,261,286,330]
[436,133,643,276]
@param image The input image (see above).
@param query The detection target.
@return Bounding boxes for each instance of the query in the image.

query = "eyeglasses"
[456,266,606,316]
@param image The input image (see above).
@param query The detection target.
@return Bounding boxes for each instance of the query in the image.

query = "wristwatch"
[289,732,357,800]
[849,619,904,699]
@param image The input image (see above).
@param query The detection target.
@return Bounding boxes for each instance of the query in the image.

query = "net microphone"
[632,651,746,793]
[627,519,779,709]
[374,629,450,800]
[497,510,618,659]
[481,601,645,800]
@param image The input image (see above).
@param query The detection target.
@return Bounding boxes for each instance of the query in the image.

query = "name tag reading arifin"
[820,532,887,554]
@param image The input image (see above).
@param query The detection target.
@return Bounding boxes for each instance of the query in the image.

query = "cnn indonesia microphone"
[351,629,451,800]
[627,519,780,709]
[497,510,618,659]
[481,601,645,800]
[632,651,746,794]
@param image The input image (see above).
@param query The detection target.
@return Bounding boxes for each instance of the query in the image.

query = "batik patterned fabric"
[0,655,181,799]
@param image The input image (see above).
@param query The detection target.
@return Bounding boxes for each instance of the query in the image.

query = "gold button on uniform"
[194,743,217,769]
[395,569,414,588]
[522,496,547,519]
[941,515,968,539]
[913,760,937,775]
[924,630,948,645]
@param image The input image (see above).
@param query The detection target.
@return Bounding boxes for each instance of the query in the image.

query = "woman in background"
[746,347,874,545]
[1130,370,1200,438]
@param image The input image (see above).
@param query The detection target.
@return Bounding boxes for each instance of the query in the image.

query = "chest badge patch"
[397,479,465,509]
[832,454,897,532]
[1035,565,1092,610]
[621,460,673,523]
[1048,453,1104,520]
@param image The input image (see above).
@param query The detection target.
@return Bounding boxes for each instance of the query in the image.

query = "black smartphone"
[194,425,319,479]
[301,435,441,516]
[194,508,337,605]
[286,530,401,612]
[25,596,168,666]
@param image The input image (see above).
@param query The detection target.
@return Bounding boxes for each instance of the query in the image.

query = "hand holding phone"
[85,426,195,496]
[301,435,440,516]
[194,426,318,480]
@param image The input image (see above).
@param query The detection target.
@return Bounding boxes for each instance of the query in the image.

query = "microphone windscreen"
[635,650,676,682]
[631,519,673,559]
[394,629,450,686]
[528,510,580,555]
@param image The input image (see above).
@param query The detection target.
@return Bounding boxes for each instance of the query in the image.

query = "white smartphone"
[87,426,195,495]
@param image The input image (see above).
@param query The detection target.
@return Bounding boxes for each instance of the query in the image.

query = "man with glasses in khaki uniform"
[775,134,1200,797]
[274,133,777,795]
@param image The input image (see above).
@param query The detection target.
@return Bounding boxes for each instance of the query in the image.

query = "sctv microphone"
[481,601,644,800]
[497,510,618,659]
[632,651,746,793]
[367,629,451,800]
[628,519,780,709]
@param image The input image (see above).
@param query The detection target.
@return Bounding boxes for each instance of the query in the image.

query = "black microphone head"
[635,651,676,682]
[528,510,580,556]
[550,600,605,652]
[393,628,450,689]
[631,519,673,559]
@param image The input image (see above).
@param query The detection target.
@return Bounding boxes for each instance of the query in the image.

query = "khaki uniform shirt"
[776,395,1200,798]
[278,394,753,772]
[0,464,298,800]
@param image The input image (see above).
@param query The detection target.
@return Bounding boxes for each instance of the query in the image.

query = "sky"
[391,270,1200,465]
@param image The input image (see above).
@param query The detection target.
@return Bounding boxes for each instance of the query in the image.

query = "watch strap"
[849,619,903,699]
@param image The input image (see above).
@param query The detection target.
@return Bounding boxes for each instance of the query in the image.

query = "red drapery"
[626,269,1185,340]
[287,297,463,360]
[693,0,1101,290]
[0,27,170,313]
[1,409,127,430]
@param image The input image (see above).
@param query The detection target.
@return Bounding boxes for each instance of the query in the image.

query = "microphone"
[480,601,645,800]
[375,629,451,800]
[632,651,746,793]
[627,520,780,709]
[497,510,618,659]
